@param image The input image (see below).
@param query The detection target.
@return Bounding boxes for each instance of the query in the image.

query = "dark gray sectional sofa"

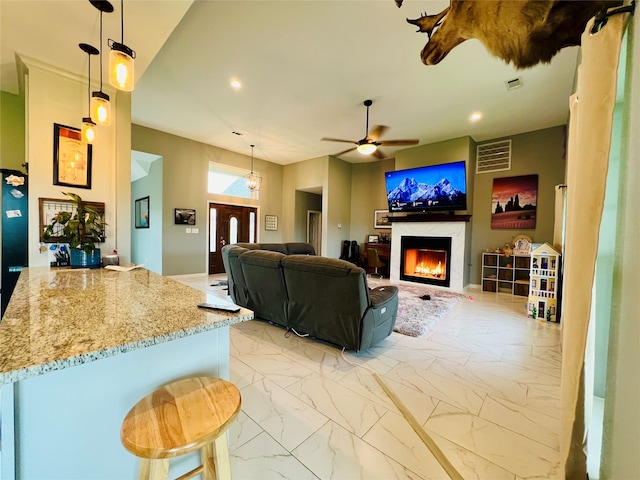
[221,242,398,351]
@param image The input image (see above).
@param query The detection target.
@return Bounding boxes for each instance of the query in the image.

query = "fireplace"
[390,218,468,291]
[400,236,452,287]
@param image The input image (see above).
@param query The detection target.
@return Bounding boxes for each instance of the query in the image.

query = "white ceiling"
[1,0,578,166]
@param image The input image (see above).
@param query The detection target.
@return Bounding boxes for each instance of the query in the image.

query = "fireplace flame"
[415,260,443,277]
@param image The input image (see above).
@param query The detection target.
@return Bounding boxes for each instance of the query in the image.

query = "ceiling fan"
[321,99,419,159]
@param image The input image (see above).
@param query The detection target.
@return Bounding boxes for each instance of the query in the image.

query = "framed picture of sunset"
[491,174,538,229]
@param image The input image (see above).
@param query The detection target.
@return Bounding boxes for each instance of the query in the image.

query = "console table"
[0,267,253,479]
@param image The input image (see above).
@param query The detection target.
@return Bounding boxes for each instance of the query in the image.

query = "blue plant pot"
[70,248,101,269]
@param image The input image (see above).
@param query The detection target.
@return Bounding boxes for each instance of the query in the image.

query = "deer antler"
[406,8,450,40]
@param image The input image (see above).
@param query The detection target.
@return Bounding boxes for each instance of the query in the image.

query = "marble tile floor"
[171,273,563,480]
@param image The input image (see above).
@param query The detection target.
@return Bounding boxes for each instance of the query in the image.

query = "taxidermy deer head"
[398,0,623,69]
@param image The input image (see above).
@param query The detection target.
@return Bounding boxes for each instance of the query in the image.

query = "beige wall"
[469,125,566,283]
[325,156,352,258]
[350,158,395,245]
[282,156,328,252]
[0,91,25,172]
[131,124,284,275]
[21,58,129,267]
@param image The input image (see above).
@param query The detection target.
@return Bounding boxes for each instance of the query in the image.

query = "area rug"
[368,279,466,337]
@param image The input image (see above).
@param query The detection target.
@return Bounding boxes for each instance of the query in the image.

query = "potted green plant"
[43,192,105,268]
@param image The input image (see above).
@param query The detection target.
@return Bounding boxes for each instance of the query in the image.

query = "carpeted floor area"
[368,279,466,337]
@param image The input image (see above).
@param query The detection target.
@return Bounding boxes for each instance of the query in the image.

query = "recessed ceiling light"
[230,79,242,89]
[470,111,483,122]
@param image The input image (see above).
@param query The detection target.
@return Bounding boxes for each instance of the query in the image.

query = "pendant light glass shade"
[82,117,97,143]
[108,42,135,91]
[91,90,111,125]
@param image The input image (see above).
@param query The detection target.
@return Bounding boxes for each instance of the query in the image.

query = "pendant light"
[246,145,262,192]
[108,0,136,91]
[80,43,99,143]
[90,0,114,126]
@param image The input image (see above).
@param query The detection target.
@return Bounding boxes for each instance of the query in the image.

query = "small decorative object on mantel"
[42,192,105,268]
[265,215,278,231]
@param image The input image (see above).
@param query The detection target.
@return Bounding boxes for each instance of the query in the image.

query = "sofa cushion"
[239,250,288,327]
[285,243,316,255]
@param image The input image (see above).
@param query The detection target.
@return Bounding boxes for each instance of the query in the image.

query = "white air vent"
[505,77,523,90]
[476,140,512,174]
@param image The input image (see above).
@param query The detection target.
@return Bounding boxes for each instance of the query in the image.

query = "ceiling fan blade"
[334,146,357,157]
[321,137,357,144]
[379,139,419,146]
[373,148,388,160]
[367,125,389,142]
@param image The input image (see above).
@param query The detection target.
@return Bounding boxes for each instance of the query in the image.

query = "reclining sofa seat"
[282,255,398,351]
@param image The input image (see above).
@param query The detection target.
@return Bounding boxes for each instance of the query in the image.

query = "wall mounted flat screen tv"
[385,160,467,213]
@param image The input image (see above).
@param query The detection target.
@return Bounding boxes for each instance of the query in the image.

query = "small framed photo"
[368,235,379,243]
[135,196,149,229]
[174,208,196,225]
[374,209,391,229]
[53,123,92,189]
[265,215,278,231]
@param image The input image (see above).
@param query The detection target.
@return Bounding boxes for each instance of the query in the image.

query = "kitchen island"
[0,266,252,479]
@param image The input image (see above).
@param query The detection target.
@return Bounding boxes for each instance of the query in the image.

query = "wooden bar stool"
[121,377,241,480]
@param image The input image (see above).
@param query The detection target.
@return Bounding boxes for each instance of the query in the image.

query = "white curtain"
[560,10,630,478]
[553,185,566,252]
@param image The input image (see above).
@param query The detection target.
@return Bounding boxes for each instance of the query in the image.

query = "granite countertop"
[0,267,253,385]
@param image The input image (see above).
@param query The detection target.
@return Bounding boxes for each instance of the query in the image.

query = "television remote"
[197,302,241,313]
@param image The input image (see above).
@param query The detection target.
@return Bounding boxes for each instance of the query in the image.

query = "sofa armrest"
[368,286,398,308]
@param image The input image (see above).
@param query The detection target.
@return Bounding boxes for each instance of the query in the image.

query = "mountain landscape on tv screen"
[387,177,466,207]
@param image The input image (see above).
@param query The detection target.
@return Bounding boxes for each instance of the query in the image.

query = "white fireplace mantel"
[390,221,467,291]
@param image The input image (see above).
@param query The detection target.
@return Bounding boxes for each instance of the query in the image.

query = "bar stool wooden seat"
[121,376,241,480]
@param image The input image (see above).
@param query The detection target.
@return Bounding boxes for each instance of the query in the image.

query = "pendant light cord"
[120,0,124,43]
[87,54,91,115]
[99,10,103,91]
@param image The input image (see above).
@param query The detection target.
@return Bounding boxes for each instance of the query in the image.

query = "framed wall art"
[374,209,391,229]
[491,174,538,229]
[265,215,278,231]
[53,123,92,189]
[135,196,149,229]
[174,208,196,225]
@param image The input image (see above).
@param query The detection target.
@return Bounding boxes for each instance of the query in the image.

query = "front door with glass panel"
[209,203,256,274]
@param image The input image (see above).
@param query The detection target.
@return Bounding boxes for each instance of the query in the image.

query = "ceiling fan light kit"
[357,143,377,155]
[321,99,419,160]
